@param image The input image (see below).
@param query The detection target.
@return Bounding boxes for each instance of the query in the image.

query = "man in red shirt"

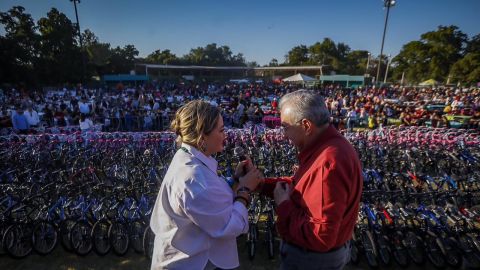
[264,90,363,270]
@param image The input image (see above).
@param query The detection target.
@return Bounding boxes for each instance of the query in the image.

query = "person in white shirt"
[79,114,94,132]
[150,100,263,270]
[25,106,40,127]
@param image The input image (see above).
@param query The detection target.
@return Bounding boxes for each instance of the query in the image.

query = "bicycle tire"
[59,218,76,252]
[129,221,145,253]
[247,224,257,260]
[92,220,111,256]
[143,226,154,259]
[361,230,378,268]
[109,222,129,256]
[70,220,93,256]
[32,221,58,255]
[3,224,33,258]
[404,231,425,265]
[265,227,274,259]
[350,240,360,265]
[426,237,446,269]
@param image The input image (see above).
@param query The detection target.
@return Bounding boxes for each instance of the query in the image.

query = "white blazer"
[150,143,248,270]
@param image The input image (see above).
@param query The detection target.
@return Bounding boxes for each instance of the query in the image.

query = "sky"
[1,0,479,65]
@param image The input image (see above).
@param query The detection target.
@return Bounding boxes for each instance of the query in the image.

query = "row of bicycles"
[0,132,177,258]
[1,125,480,269]
[345,127,480,268]
[0,127,292,260]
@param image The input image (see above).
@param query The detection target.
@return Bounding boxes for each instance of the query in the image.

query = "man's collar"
[298,125,341,164]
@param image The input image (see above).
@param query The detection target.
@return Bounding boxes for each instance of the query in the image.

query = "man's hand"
[274,182,290,206]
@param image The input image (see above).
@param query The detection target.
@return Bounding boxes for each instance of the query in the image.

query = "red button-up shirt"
[264,125,363,252]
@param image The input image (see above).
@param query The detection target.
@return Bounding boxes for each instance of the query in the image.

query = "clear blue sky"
[1,0,479,65]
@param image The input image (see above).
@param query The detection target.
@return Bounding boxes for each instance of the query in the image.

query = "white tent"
[282,73,317,82]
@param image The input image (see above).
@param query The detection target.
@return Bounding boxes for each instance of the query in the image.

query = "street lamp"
[375,0,396,84]
[384,54,392,83]
[365,52,371,76]
[70,0,86,83]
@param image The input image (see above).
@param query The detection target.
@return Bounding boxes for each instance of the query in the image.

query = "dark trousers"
[279,241,351,270]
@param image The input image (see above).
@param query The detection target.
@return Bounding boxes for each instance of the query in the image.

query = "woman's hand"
[233,156,253,179]
[238,167,264,192]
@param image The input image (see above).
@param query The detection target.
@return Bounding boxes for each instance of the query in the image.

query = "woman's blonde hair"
[171,100,220,148]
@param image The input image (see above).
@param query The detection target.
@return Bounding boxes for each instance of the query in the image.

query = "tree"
[391,41,430,84]
[344,50,369,75]
[465,34,480,54]
[391,25,468,84]
[450,52,480,85]
[0,6,40,85]
[105,45,139,74]
[37,8,82,84]
[146,49,178,65]
[268,58,279,67]
[183,43,245,66]
[422,25,467,81]
[286,45,309,65]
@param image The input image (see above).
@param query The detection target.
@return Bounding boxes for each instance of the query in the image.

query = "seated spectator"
[79,114,94,132]
[12,106,30,134]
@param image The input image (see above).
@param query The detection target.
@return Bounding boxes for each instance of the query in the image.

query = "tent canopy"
[282,73,316,82]
[419,79,439,86]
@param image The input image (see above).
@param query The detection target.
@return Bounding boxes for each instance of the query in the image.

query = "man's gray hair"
[279,90,330,127]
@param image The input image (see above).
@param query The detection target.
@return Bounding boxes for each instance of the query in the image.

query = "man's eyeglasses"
[280,119,303,132]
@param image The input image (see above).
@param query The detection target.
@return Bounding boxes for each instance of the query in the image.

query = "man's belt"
[285,240,349,254]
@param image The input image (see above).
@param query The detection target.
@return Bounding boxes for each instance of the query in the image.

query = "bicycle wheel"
[349,240,360,265]
[443,241,462,269]
[376,235,391,266]
[361,230,378,268]
[70,220,93,256]
[404,231,425,265]
[109,222,129,256]
[426,237,446,269]
[32,221,58,255]
[265,226,275,259]
[0,224,9,255]
[143,226,154,259]
[92,220,111,256]
[129,221,145,253]
[59,218,76,252]
[3,224,33,258]
[392,248,409,268]
[247,224,257,260]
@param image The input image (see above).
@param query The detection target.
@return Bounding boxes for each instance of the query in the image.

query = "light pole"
[375,0,396,85]
[365,52,371,76]
[71,0,86,83]
[384,54,392,83]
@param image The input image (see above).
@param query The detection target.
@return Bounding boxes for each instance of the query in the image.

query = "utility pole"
[71,0,86,83]
[375,0,396,85]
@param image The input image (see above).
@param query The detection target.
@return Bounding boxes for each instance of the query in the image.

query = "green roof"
[103,74,149,81]
[319,75,364,82]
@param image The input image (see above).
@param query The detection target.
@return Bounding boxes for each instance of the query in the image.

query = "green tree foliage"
[0,6,39,85]
[183,43,245,66]
[145,49,178,65]
[1,5,478,87]
[450,53,480,85]
[106,45,139,74]
[37,7,83,84]
[285,45,309,65]
[391,25,472,84]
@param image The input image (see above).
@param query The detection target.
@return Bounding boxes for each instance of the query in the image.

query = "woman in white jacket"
[150,100,263,270]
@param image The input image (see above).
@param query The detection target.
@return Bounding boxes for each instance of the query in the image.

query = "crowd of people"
[1,80,480,134]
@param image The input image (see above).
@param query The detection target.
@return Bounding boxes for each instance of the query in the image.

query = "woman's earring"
[199,139,207,153]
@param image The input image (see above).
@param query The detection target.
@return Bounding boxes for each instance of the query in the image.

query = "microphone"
[233,146,247,162]
[233,146,248,176]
